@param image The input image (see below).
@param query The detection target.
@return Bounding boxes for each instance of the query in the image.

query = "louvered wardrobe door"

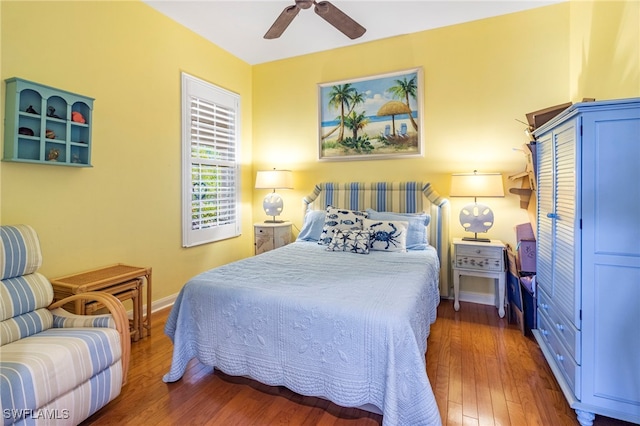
[536,131,554,297]
[552,121,581,328]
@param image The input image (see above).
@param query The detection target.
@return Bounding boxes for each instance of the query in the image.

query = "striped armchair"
[0,225,130,425]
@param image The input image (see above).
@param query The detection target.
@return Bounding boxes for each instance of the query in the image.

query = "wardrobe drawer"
[538,288,581,362]
[538,311,581,398]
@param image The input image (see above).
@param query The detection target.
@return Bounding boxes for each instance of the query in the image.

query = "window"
[181,73,241,247]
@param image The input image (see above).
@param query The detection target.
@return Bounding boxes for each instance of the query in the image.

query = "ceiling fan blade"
[264,5,300,39]
[314,1,366,40]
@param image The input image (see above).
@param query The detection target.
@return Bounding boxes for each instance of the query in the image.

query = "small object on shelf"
[25,105,38,114]
[45,129,56,139]
[47,148,59,161]
[46,106,61,119]
[18,127,34,136]
[71,111,86,123]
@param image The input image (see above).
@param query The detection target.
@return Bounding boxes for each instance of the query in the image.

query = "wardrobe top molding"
[533,97,640,137]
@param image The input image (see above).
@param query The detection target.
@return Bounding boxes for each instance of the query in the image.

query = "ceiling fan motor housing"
[296,0,314,9]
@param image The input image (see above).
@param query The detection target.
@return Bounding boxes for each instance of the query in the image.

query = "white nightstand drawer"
[456,244,503,258]
[454,255,504,271]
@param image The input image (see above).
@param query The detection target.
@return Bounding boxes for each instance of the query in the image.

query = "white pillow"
[365,208,430,250]
[364,219,408,252]
[318,207,368,245]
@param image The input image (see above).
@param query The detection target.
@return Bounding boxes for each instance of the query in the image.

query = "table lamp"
[450,170,504,242]
[255,169,293,223]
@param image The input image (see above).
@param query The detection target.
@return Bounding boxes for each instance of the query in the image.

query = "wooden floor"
[82,300,635,426]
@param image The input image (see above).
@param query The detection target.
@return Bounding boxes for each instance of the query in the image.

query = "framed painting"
[318,67,424,161]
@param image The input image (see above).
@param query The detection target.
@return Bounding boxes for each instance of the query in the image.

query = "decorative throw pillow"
[365,209,430,250]
[364,219,409,252]
[326,229,371,254]
[318,207,368,245]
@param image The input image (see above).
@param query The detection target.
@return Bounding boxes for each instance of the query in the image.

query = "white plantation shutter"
[182,73,241,247]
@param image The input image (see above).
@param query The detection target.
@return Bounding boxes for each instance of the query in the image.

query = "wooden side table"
[51,264,152,341]
[452,238,506,317]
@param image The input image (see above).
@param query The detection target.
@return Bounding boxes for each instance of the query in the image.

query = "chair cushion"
[0,308,53,346]
[0,225,42,280]
[1,272,55,346]
[1,273,53,322]
[0,327,122,422]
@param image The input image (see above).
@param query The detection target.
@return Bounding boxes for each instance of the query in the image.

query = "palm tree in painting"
[326,84,356,142]
[388,76,418,131]
[342,110,372,153]
[344,110,369,140]
[323,87,366,141]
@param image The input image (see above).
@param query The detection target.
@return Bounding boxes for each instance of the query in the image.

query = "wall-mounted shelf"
[3,77,94,167]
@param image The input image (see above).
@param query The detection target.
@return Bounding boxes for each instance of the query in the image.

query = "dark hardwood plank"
[81,300,636,426]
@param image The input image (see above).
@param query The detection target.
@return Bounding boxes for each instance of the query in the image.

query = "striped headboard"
[303,182,450,296]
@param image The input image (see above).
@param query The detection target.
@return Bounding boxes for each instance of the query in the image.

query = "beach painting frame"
[318,67,424,161]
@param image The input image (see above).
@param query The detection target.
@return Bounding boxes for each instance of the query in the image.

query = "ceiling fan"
[264,0,366,40]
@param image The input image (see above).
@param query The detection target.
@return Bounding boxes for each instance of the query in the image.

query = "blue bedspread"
[164,242,442,425]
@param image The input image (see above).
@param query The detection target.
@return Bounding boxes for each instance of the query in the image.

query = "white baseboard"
[148,293,178,314]
[444,290,496,307]
[127,293,178,319]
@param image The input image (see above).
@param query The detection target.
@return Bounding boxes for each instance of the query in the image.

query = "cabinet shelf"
[3,77,94,167]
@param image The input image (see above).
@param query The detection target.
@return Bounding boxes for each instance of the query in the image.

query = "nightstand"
[254,222,292,254]
[452,237,507,317]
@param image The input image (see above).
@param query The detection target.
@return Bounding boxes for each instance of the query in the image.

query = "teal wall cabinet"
[3,77,94,167]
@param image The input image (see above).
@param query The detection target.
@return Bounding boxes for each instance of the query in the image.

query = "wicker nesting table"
[50,264,152,341]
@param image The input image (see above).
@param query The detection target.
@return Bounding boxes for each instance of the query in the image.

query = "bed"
[164,182,450,425]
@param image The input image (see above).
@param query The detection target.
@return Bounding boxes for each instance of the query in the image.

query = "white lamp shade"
[255,170,293,189]
[449,172,504,198]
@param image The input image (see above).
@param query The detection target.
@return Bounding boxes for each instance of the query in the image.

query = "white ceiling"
[143,0,563,65]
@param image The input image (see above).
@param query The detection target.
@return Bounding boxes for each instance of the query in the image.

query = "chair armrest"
[51,308,117,329]
[49,292,131,385]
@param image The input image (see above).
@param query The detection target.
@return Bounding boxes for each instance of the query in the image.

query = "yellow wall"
[0,1,254,302]
[1,1,638,304]
[252,0,639,296]
[569,0,640,100]
[252,4,572,248]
